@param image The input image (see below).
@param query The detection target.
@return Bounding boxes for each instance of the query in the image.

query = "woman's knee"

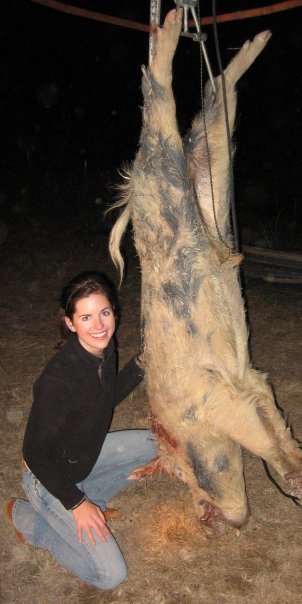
[103,567,128,591]
[94,558,128,591]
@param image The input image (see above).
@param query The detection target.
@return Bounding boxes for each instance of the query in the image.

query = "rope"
[199,0,302,25]
[27,0,151,31]
[27,0,302,32]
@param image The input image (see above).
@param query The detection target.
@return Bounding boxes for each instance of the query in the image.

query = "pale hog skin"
[110,9,302,537]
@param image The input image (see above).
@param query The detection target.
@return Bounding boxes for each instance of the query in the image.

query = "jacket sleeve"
[23,376,85,510]
[114,356,144,407]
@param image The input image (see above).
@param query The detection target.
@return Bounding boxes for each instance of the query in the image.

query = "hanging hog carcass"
[109,9,302,536]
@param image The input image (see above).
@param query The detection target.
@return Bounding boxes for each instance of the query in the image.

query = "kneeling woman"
[5,271,156,590]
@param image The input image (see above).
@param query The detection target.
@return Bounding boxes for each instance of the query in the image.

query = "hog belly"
[110,9,302,536]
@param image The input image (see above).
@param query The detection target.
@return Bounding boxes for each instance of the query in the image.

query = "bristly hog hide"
[109,9,302,537]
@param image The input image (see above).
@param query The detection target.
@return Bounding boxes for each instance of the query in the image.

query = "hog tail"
[109,203,131,284]
[107,166,133,283]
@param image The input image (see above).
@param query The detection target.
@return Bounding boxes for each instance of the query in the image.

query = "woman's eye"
[102,310,110,317]
[82,316,89,321]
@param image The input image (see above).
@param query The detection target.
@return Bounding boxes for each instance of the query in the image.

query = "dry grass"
[1,225,302,603]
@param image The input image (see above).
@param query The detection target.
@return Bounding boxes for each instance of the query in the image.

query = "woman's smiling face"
[65,292,116,356]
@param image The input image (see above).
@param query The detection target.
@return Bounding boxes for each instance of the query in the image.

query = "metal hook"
[176,0,216,95]
[176,0,201,39]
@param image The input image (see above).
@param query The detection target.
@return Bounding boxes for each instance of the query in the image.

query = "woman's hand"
[72,500,111,545]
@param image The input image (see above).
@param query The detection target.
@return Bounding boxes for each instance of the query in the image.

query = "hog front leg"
[208,377,302,502]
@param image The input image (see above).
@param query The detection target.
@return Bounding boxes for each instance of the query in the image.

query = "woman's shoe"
[4,499,31,546]
[104,507,119,521]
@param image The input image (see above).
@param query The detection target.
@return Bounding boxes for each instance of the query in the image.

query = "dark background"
[1,0,301,249]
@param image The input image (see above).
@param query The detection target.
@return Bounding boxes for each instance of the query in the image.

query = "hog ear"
[109,204,131,284]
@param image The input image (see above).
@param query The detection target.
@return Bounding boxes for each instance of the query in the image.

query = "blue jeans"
[13,430,157,590]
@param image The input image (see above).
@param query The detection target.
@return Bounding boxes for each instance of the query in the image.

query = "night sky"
[1,1,301,249]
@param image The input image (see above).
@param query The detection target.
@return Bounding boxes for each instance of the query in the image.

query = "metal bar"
[149,0,162,65]
[200,40,216,96]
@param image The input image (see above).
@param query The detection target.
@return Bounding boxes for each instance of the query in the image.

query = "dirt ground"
[1,214,302,604]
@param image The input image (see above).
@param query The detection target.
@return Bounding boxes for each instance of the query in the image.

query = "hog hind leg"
[131,9,195,267]
[187,30,271,242]
[208,378,302,503]
[109,9,183,278]
[224,30,272,88]
[144,8,183,148]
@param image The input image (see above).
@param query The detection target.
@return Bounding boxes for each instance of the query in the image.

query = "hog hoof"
[284,470,302,504]
[104,508,119,521]
[151,9,183,82]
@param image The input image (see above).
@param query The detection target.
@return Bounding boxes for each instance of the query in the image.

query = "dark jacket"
[23,333,143,509]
